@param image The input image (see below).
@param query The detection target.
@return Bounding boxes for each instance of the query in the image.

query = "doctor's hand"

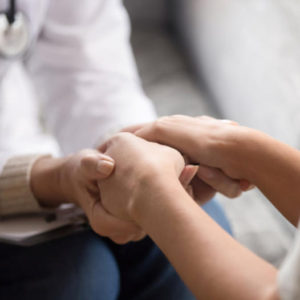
[31,150,146,244]
[98,132,186,223]
[124,115,253,203]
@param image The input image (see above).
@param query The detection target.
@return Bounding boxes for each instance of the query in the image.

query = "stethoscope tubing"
[6,0,16,24]
[0,0,30,59]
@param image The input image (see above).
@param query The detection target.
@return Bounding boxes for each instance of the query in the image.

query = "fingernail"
[227,187,241,199]
[101,154,114,163]
[239,179,255,191]
[97,160,114,175]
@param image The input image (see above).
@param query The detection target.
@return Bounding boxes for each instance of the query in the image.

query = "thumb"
[80,150,115,180]
[179,165,199,188]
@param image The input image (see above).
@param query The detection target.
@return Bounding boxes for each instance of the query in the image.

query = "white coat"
[0,0,156,172]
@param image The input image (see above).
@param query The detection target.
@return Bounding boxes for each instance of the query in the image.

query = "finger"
[197,165,242,198]
[196,115,239,126]
[92,202,142,238]
[191,176,217,205]
[97,133,122,153]
[82,195,142,239]
[239,179,255,191]
[110,232,143,245]
[121,123,150,133]
[220,119,239,126]
[196,115,216,121]
[134,116,197,160]
[186,185,195,198]
[111,230,147,245]
[97,140,109,153]
[131,231,147,242]
[179,165,199,188]
[80,151,115,180]
[110,235,135,245]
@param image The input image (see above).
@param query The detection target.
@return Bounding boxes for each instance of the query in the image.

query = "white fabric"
[278,226,300,300]
[0,0,156,172]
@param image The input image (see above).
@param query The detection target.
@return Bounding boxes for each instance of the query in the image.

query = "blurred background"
[124,0,300,267]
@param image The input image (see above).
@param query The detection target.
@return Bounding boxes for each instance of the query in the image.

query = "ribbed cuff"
[0,154,51,216]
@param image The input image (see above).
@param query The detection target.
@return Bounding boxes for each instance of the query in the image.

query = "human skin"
[30,149,145,244]
[123,117,253,202]
[29,147,203,243]
[98,124,299,299]
[132,115,300,226]
[29,125,246,244]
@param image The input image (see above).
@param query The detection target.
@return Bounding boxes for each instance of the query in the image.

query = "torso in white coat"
[0,0,156,172]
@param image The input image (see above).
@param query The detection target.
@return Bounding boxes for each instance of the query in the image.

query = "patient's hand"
[98,132,185,222]
[180,164,245,204]
[124,115,253,202]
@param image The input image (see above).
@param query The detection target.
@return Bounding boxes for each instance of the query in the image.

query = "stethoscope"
[0,0,29,58]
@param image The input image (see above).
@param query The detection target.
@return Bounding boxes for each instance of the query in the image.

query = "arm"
[98,132,279,300]
[134,115,300,226]
[25,0,156,154]
[221,127,300,226]
[30,150,145,244]
[133,178,278,300]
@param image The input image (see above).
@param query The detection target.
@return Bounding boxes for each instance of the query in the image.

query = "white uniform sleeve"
[25,0,156,154]
[278,226,300,300]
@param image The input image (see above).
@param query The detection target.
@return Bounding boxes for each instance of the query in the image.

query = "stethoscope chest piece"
[0,12,29,58]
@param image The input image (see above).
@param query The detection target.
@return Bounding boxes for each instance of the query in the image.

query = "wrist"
[31,156,68,207]
[130,171,183,224]
[211,126,259,180]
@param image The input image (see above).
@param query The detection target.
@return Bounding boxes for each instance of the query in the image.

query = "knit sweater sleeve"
[0,154,51,216]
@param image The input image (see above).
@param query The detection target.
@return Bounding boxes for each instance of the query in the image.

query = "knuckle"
[152,117,169,134]
[115,132,132,140]
[109,132,134,145]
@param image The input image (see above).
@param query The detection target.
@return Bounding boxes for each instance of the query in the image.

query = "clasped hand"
[97,116,253,238]
[50,116,252,245]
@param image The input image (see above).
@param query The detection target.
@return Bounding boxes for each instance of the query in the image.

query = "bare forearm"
[224,129,300,225]
[132,178,278,300]
[134,116,300,225]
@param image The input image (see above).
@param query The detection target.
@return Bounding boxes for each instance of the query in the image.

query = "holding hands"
[31,115,253,243]
[98,115,253,228]
[32,115,297,300]
[31,149,146,244]
[98,132,186,223]
[126,115,254,197]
